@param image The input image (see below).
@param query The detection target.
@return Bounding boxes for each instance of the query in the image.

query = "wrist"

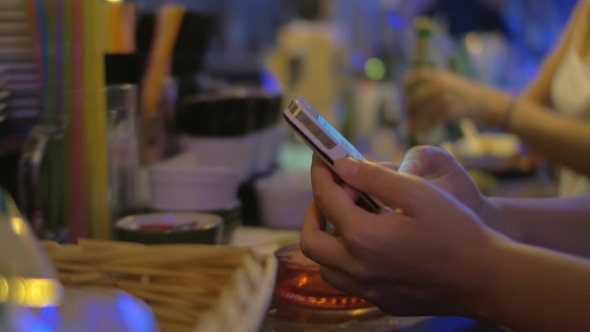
[466,239,518,323]
[478,198,521,241]
[481,89,513,127]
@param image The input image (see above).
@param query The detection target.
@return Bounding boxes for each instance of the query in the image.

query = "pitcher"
[18,85,139,242]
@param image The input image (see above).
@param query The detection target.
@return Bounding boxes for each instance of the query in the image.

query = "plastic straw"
[141,5,185,120]
[68,0,85,240]
[122,4,137,53]
[82,0,110,240]
[25,0,44,83]
[106,3,136,54]
[106,3,124,53]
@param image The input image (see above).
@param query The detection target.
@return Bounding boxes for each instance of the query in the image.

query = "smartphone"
[283,96,386,212]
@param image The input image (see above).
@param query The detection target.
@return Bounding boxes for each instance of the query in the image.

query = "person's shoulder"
[577,1,590,12]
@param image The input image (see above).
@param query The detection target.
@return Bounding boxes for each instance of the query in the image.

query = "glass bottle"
[407,16,434,148]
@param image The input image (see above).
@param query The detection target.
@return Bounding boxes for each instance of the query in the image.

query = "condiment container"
[255,171,313,229]
[115,212,223,244]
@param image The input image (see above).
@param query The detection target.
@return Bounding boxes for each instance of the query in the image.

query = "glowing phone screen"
[316,114,366,161]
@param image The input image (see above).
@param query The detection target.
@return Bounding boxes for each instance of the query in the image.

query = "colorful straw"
[141,5,185,120]
[82,0,110,240]
[24,0,110,241]
[67,0,85,240]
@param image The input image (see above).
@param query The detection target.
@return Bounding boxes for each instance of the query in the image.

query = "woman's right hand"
[301,153,511,317]
[398,146,520,240]
[404,69,512,134]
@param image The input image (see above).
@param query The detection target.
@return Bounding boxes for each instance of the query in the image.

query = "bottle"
[412,17,435,69]
[407,16,434,148]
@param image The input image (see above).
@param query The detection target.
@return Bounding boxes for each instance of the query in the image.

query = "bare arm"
[481,195,590,258]
[504,97,590,177]
[519,1,586,105]
[475,241,590,332]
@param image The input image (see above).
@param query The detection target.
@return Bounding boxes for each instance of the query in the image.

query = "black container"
[205,200,243,245]
[176,94,255,137]
[268,94,283,125]
[136,11,215,77]
[105,53,147,85]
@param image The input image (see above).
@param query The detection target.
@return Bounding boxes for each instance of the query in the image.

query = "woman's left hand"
[300,154,509,317]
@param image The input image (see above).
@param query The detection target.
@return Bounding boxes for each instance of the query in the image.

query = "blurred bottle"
[412,17,435,69]
[407,16,434,148]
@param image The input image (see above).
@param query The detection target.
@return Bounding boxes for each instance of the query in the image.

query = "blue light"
[39,307,62,327]
[387,11,406,31]
[116,292,157,332]
[260,70,282,94]
[14,308,57,332]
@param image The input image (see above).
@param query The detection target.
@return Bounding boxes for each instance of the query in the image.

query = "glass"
[18,85,139,241]
[106,85,139,222]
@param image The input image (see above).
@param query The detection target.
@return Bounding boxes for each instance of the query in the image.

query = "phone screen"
[316,114,366,161]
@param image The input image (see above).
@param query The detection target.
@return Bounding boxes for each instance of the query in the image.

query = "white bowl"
[149,153,241,211]
[179,135,256,181]
[255,171,313,229]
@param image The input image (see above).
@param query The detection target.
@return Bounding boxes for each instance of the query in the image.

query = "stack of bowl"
[141,153,243,244]
[175,88,286,226]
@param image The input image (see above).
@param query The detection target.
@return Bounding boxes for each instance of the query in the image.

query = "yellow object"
[141,5,185,120]
[83,0,111,239]
[271,22,337,125]
[105,2,136,53]
[10,217,27,236]
[0,277,63,308]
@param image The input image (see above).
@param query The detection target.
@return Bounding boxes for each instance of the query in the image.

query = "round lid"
[115,212,223,231]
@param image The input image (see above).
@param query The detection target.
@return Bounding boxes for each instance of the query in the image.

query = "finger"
[311,154,375,233]
[404,68,437,90]
[319,266,368,298]
[300,202,350,272]
[333,158,437,215]
[343,184,359,202]
[399,146,462,178]
[312,153,341,184]
[376,162,399,171]
[407,83,442,113]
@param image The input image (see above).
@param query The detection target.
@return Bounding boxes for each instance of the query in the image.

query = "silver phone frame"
[283,96,385,212]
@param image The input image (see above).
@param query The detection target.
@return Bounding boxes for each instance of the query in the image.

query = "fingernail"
[378,207,394,215]
[399,161,419,174]
[334,157,361,179]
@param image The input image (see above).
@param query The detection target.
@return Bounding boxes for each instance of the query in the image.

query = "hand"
[404,69,512,134]
[399,146,520,240]
[301,154,509,317]
[399,146,484,213]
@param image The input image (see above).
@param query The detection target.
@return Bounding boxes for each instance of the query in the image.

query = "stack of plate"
[0,0,41,122]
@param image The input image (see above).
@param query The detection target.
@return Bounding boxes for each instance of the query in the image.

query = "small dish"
[115,212,223,245]
[255,171,313,229]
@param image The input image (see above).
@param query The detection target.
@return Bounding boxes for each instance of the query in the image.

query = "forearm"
[481,195,590,258]
[474,241,590,332]
[482,89,590,177]
[507,98,590,177]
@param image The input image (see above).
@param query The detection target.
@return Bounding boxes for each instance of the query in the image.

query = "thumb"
[399,146,463,178]
[333,157,434,216]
